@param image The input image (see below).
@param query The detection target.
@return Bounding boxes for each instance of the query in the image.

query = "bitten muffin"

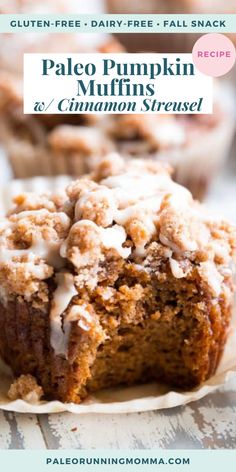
[0,155,235,403]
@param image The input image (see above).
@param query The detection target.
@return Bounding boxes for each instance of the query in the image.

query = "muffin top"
[0,154,235,303]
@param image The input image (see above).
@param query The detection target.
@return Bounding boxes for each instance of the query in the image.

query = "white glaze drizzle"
[50,272,77,356]
[0,209,69,269]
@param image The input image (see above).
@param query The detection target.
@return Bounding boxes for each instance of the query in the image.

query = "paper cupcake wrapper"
[0,176,236,414]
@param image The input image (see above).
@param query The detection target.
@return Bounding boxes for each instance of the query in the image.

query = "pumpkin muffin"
[0,75,234,200]
[0,155,235,403]
[106,0,236,53]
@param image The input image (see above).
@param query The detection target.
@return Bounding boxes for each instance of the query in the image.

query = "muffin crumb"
[8,374,44,403]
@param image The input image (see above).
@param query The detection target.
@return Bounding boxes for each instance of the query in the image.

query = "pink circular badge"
[192,33,236,77]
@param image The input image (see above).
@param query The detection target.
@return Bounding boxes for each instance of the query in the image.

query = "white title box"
[24,53,213,114]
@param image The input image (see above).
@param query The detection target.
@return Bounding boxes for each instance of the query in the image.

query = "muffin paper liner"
[0,80,235,201]
[0,176,236,414]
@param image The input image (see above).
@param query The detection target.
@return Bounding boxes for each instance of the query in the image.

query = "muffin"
[0,0,126,181]
[0,155,235,403]
[106,0,236,53]
[0,0,111,74]
[0,74,234,200]
[107,86,235,200]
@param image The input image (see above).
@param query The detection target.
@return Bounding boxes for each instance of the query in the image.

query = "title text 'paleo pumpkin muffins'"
[0,74,234,200]
[0,0,113,74]
[0,155,235,403]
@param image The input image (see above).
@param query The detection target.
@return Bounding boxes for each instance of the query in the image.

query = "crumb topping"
[8,374,43,403]
[0,155,235,355]
[48,125,114,156]
[0,71,229,171]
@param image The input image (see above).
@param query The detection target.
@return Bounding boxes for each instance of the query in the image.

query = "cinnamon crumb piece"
[8,374,44,403]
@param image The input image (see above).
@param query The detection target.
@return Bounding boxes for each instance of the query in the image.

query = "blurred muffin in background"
[107,84,235,200]
[0,0,234,201]
[0,72,234,200]
[0,0,113,73]
[106,0,236,53]
[106,0,236,15]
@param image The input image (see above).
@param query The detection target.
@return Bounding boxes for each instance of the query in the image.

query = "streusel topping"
[0,154,234,293]
[8,374,43,403]
[0,155,235,354]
